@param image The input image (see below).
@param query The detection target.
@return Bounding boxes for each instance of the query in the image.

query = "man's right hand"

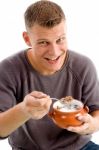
[22,91,52,119]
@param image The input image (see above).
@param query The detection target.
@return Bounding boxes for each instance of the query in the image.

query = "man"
[0,0,99,150]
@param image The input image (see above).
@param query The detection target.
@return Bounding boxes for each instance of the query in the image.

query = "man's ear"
[22,31,32,47]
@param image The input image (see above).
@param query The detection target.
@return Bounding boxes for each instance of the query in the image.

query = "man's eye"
[38,41,48,46]
[57,37,65,43]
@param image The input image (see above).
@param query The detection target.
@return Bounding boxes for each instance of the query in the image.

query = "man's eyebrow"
[36,34,66,42]
[37,39,48,42]
[60,33,66,37]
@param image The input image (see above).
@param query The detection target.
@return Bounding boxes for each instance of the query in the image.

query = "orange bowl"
[48,99,89,128]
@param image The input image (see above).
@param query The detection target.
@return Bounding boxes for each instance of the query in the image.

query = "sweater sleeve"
[69,50,99,113]
[81,57,99,113]
[0,59,16,112]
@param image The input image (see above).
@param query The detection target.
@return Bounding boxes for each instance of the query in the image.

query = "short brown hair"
[24,0,65,29]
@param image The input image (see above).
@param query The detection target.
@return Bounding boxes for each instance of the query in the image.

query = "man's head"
[23,1,67,75]
[24,0,66,30]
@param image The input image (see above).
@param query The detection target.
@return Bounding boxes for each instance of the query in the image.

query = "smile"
[44,56,61,65]
[45,56,60,61]
[44,56,60,64]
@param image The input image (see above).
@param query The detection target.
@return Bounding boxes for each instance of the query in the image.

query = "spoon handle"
[51,98,60,101]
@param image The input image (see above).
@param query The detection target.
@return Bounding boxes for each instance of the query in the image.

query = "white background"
[0,0,99,149]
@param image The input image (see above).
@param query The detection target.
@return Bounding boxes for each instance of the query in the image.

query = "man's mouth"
[45,56,60,64]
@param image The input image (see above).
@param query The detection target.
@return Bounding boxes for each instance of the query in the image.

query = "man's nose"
[48,44,59,56]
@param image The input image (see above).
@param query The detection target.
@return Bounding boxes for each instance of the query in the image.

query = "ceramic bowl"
[48,98,89,128]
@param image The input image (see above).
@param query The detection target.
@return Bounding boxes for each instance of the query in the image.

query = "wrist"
[19,102,32,120]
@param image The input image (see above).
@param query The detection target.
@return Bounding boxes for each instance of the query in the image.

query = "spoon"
[51,97,69,109]
[51,98,60,101]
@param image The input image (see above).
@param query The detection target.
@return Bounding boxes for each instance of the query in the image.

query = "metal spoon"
[51,98,68,109]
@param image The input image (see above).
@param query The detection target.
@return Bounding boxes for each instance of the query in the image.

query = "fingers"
[25,91,51,107]
[23,91,52,119]
[29,95,50,107]
[30,106,50,119]
[30,91,51,107]
[76,113,91,123]
[66,114,95,135]
[30,91,48,98]
[66,123,89,134]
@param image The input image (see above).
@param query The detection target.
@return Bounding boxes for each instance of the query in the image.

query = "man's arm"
[0,102,30,137]
[0,91,52,138]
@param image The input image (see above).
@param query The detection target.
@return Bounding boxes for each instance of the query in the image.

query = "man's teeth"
[49,58,56,60]
[46,57,59,61]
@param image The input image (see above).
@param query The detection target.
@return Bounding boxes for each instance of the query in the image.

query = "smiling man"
[0,1,99,150]
[23,4,67,75]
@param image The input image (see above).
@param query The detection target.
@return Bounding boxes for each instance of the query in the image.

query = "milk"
[53,99,83,112]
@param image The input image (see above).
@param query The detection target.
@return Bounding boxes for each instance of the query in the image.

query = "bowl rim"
[53,99,84,113]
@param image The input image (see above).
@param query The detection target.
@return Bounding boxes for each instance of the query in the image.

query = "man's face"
[24,21,68,75]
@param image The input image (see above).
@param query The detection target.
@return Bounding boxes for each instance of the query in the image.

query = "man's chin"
[45,67,61,75]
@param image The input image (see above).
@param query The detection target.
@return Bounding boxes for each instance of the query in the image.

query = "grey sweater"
[0,49,99,150]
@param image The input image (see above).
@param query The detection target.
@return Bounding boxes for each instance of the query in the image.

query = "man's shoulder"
[0,49,26,66]
[68,50,91,62]
[67,50,97,83]
[68,50,94,69]
[0,49,28,74]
